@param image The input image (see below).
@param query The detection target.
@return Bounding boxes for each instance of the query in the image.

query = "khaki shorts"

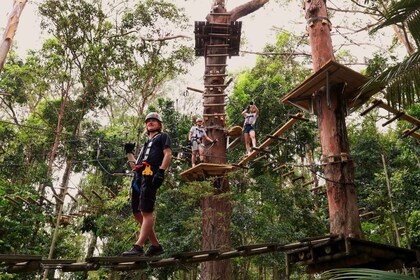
[191,141,204,151]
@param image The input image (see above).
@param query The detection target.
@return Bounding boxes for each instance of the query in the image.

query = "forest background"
[0,0,419,279]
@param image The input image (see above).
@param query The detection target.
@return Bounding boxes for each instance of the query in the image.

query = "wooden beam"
[92,190,103,200]
[382,111,405,127]
[360,99,383,116]
[236,113,304,166]
[186,86,204,93]
[374,99,420,126]
[4,195,19,205]
[302,180,315,187]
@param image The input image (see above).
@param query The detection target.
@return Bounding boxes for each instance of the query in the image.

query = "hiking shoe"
[145,244,164,257]
[122,244,144,257]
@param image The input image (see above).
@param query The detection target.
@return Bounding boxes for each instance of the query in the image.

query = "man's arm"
[159,147,172,171]
[127,153,136,169]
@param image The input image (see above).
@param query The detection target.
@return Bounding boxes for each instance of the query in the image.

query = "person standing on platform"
[188,117,216,167]
[122,112,172,257]
[242,102,259,155]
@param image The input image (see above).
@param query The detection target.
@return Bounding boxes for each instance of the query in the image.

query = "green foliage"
[361,0,420,108]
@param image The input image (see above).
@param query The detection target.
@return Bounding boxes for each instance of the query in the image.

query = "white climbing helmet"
[145,112,162,123]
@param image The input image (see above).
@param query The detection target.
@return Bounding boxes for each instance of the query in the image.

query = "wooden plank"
[180,163,238,182]
[236,113,304,166]
[172,250,220,259]
[86,256,161,264]
[0,254,42,263]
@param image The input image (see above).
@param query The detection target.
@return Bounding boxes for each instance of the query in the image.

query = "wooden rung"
[206,64,227,67]
[359,211,375,217]
[4,195,19,205]
[105,187,116,198]
[273,164,286,171]
[186,86,204,93]
[206,53,229,57]
[92,190,103,200]
[310,185,324,192]
[289,115,309,122]
[402,125,420,138]
[206,44,229,48]
[78,191,90,202]
[16,195,31,205]
[203,113,226,117]
[360,99,383,116]
[253,155,267,162]
[203,103,227,107]
[203,93,228,97]
[302,180,315,187]
[292,176,305,182]
[66,193,78,203]
[252,146,271,153]
[204,84,228,88]
[204,74,228,77]
[40,195,54,205]
[282,171,294,177]
[382,111,405,126]
[266,135,286,141]
[27,197,41,206]
[52,194,64,204]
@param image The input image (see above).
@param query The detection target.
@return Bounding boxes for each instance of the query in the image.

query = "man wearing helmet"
[123,112,172,257]
[188,117,215,167]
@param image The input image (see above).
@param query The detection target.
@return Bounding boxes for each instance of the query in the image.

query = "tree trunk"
[0,0,27,71]
[200,1,270,279]
[305,0,363,238]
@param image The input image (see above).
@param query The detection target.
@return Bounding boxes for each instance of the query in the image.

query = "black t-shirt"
[136,133,171,172]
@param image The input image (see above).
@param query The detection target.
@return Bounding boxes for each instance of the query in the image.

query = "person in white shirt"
[242,102,259,155]
[188,118,215,167]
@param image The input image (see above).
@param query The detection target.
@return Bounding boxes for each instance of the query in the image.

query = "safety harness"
[132,133,161,192]
[191,127,205,143]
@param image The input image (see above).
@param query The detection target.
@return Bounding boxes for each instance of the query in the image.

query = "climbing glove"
[124,142,136,154]
[152,169,165,188]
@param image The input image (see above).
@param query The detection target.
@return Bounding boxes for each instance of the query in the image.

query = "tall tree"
[0,0,28,71]
[200,1,269,279]
[303,0,363,237]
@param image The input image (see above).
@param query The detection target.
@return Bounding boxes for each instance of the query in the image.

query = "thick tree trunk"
[200,1,270,278]
[305,0,363,238]
[0,0,27,71]
[201,1,232,277]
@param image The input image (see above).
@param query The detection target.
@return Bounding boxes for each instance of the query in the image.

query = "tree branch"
[229,0,270,22]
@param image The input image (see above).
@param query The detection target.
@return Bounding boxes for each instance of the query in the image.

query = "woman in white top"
[242,103,259,155]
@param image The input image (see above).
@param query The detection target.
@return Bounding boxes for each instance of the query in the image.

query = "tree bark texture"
[305,0,363,238]
[0,0,27,71]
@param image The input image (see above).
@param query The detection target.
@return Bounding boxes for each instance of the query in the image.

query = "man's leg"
[134,212,158,245]
[136,211,159,246]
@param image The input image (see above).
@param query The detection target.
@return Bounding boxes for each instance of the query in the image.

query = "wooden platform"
[280,60,383,114]
[286,236,420,274]
[180,163,238,182]
[194,21,242,57]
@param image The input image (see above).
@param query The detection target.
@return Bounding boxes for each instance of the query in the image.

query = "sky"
[2,0,400,115]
